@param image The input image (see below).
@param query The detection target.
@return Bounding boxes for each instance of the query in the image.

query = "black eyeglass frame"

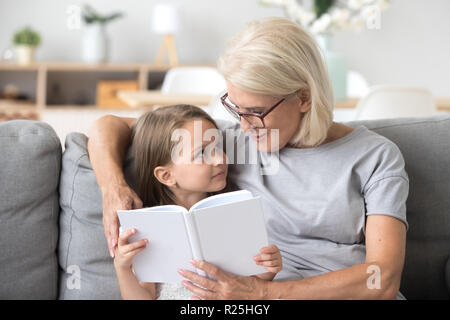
[220,92,285,129]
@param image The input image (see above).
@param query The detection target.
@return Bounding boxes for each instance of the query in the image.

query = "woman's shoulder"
[337,124,407,174]
[332,122,401,151]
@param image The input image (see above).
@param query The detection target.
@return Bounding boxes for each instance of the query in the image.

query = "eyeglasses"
[220,92,285,129]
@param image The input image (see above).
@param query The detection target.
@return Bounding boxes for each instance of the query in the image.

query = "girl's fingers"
[256,260,280,267]
[254,253,280,261]
[121,239,148,254]
[118,228,137,246]
[260,245,278,254]
[254,253,271,261]
[124,245,147,258]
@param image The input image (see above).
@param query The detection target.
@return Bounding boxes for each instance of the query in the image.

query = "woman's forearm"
[87,115,132,190]
[267,262,400,300]
[115,266,155,300]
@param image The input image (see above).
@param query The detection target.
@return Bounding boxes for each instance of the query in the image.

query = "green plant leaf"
[82,3,123,24]
[315,0,335,18]
[12,26,41,46]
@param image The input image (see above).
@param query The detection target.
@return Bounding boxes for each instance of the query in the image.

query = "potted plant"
[81,4,124,63]
[12,26,41,65]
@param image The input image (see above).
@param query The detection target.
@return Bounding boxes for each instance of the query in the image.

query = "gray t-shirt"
[219,121,409,299]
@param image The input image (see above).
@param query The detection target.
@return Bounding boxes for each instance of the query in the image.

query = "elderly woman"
[88,17,408,300]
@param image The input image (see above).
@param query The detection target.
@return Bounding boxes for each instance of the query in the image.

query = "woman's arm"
[180,215,406,299]
[87,115,142,258]
[268,215,406,299]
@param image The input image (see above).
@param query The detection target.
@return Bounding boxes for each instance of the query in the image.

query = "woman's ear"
[297,89,312,113]
[153,166,177,187]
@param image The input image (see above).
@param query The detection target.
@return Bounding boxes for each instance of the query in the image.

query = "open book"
[117,190,268,283]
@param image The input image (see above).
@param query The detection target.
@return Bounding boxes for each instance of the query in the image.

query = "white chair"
[160,66,234,121]
[333,70,370,122]
[347,70,370,98]
[354,86,437,120]
[161,66,226,95]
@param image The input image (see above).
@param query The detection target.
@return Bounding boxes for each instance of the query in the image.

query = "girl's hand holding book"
[253,244,283,280]
[113,228,148,270]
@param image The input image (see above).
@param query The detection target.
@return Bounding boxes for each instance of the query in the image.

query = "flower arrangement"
[80,4,124,63]
[259,0,390,35]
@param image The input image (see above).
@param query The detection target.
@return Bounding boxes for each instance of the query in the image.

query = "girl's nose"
[211,148,226,166]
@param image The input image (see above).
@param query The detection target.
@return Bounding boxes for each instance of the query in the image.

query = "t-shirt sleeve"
[363,140,409,230]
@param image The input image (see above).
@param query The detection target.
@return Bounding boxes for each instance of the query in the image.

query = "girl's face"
[226,82,311,151]
[158,118,228,194]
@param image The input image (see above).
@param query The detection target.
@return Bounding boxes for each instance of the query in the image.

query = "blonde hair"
[217,17,334,147]
[130,105,218,207]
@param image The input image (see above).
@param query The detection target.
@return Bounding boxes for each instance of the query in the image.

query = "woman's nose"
[240,117,253,132]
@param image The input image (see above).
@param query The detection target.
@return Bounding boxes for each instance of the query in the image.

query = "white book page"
[192,197,268,276]
[190,189,253,211]
[123,205,183,213]
[117,210,196,283]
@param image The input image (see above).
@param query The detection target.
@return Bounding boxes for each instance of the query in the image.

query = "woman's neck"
[170,189,208,210]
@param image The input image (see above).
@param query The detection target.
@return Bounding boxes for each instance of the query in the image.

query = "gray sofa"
[0,116,449,300]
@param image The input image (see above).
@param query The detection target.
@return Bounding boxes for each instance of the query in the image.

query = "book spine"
[183,212,207,277]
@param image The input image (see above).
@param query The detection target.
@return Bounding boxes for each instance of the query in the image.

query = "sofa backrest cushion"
[59,115,450,299]
[345,115,450,299]
[58,132,136,299]
[0,120,61,299]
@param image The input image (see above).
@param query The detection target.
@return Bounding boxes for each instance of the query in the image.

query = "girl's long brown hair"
[130,104,219,207]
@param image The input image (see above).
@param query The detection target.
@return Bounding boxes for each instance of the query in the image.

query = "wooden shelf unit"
[1,62,449,112]
[0,61,206,110]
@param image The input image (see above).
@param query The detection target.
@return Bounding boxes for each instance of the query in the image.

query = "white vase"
[16,45,35,65]
[315,34,348,101]
[82,24,109,63]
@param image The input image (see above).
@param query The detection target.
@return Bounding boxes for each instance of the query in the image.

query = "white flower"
[259,0,286,6]
[349,15,365,31]
[348,0,364,10]
[374,0,390,11]
[331,8,350,27]
[296,7,316,27]
[258,0,391,34]
[310,13,332,34]
[361,5,381,21]
[284,0,302,18]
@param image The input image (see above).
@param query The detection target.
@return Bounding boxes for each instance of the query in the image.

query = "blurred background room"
[0,0,449,146]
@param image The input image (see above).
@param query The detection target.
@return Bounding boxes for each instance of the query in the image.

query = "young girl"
[113,104,282,300]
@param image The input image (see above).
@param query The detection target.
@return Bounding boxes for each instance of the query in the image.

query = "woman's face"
[226,82,310,152]
[168,118,228,193]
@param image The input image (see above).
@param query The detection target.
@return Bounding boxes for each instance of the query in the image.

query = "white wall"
[1,0,449,96]
[333,0,450,97]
